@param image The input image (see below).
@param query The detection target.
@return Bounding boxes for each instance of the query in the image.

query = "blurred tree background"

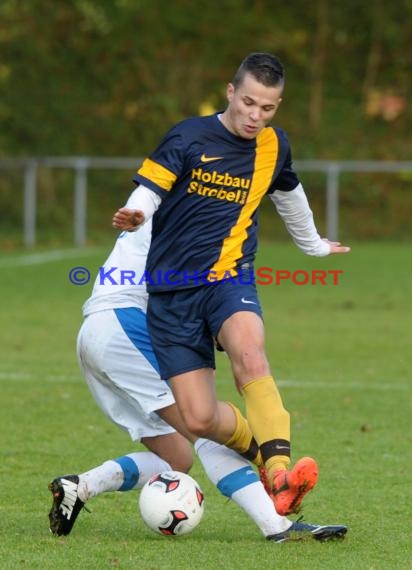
[0,0,411,247]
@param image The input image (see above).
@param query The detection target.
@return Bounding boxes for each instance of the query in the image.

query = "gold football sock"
[241,376,291,473]
[224,402,263,466]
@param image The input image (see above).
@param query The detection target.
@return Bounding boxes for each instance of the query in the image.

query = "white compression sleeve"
[270,183,331,256]
[124,185,162,223]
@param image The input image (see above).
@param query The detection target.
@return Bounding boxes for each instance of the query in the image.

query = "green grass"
[0,242,411,569]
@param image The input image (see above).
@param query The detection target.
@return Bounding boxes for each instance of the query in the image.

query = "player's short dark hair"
[232,53,284,88]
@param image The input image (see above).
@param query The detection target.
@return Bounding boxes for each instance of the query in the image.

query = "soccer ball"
[138,471,205,536]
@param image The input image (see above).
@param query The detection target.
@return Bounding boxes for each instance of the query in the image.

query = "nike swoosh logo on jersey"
[241,297,257,305]
[275,444,290,450]
[200,153,224,163]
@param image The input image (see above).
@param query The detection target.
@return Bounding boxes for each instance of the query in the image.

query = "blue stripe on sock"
[217,466,259,498]
[114,307,160,373]
[114,456,140,491]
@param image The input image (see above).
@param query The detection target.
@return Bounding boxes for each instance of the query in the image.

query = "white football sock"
[77,452,171,502]
[195,438,291,537]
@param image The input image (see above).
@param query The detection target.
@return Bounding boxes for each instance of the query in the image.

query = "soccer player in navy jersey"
[48,225,347,542]
[112,52,350,517]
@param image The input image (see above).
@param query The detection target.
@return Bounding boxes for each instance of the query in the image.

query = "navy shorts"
[146,277,263,379]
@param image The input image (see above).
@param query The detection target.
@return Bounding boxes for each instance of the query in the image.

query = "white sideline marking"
[0,371,408,390]
[0,372,80,382]
[277,379,409,391]
[0,248,102,268]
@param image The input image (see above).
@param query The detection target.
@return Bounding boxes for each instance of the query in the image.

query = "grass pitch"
[0,241,410,569]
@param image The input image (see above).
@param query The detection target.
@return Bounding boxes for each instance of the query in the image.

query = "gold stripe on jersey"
[208,128,279,281]
[137,158,177,192]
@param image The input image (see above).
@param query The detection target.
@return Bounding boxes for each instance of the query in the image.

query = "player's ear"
[226,83,235,102]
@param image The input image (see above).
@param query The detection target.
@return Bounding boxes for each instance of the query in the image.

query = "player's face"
[223,73,283,139]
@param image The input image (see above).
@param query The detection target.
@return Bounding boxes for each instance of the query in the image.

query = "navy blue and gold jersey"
[133,113,300,291]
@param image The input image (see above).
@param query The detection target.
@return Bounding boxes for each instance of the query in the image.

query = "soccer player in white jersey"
[48,213,347,542]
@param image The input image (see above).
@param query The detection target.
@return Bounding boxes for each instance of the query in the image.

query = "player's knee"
[232,351,270,382]
[182,414,218,439]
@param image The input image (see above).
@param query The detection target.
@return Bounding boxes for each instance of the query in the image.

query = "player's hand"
[112,208,145,231]
[323,238,351,254]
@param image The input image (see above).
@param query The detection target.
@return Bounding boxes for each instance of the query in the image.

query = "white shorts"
[76,308,176,441]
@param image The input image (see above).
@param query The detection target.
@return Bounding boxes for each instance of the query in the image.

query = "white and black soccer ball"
[139,471,205,536]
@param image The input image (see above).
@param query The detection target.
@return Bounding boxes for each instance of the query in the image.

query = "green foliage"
[0,242,411,569]
[0,1,411,245]
[1,0,411,156]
